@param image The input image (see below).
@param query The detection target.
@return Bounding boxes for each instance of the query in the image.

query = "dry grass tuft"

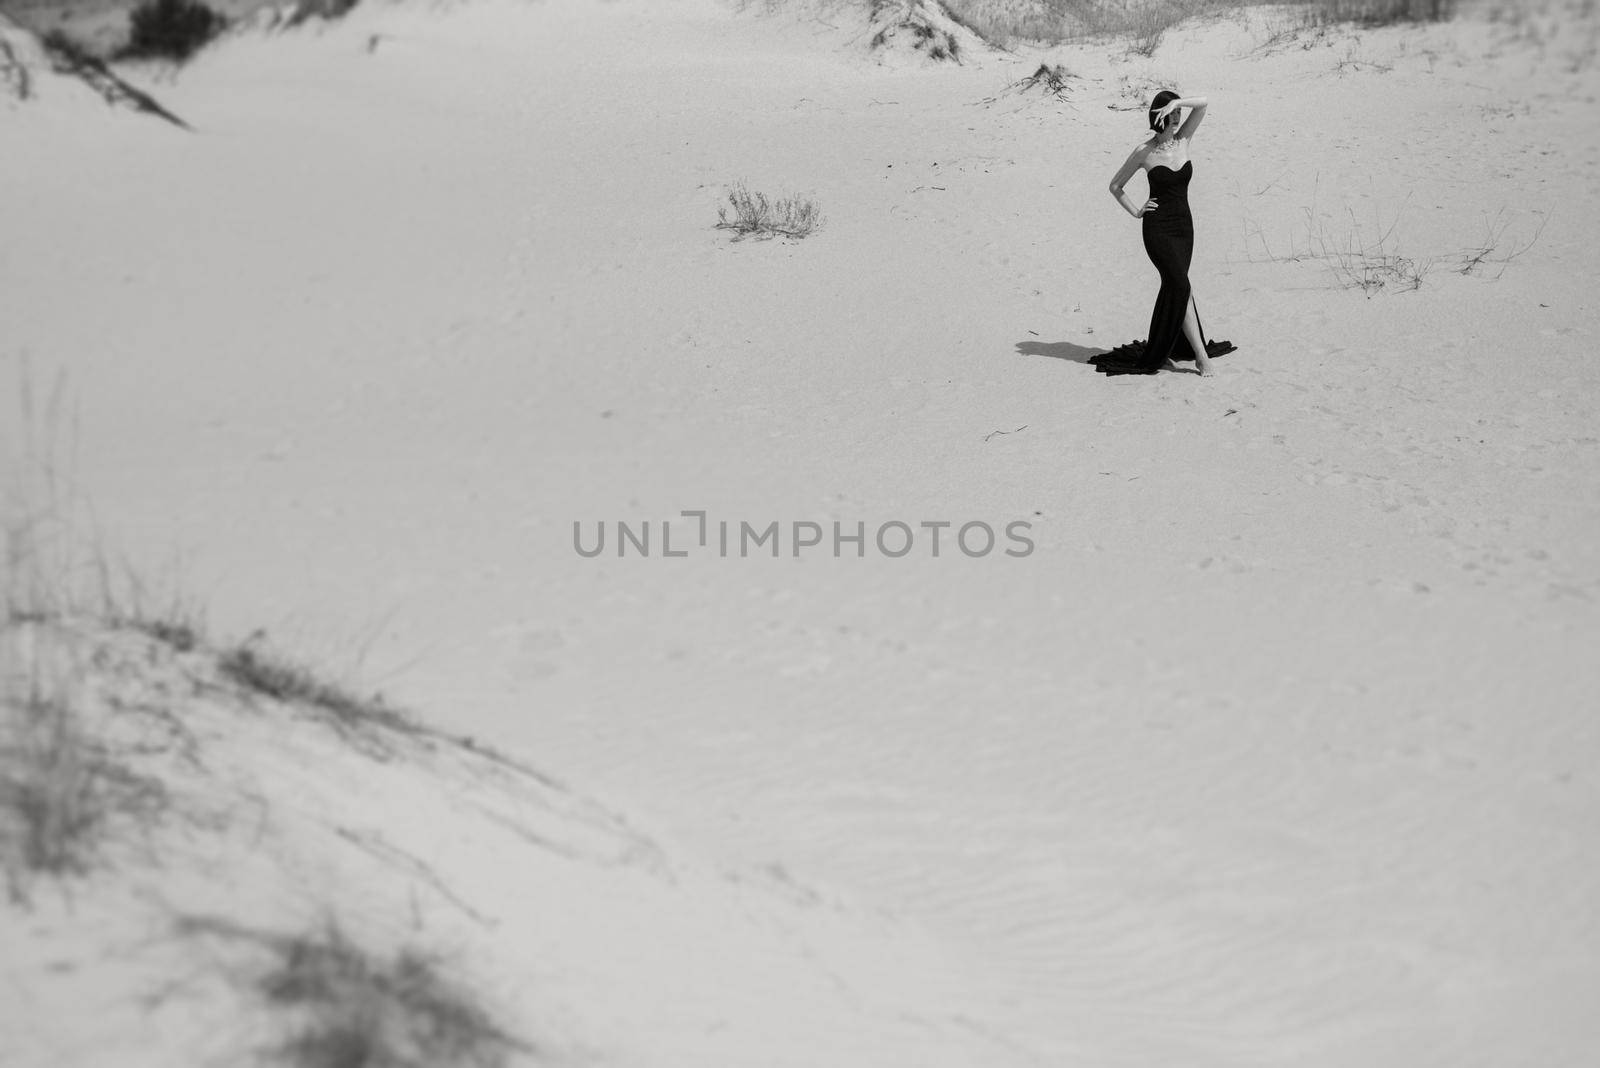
[0,662,102,881]
[1246,198,1545,295]
[1451,208,1548,278]
[219,641,416,745]
[3,360,203,648]
[1246,201,1432,294]
[0,623,169,900]
[1020,61,1075,93]
[715,181,824,240]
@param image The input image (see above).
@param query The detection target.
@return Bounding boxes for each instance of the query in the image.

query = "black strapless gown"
[1091,160,1236,375]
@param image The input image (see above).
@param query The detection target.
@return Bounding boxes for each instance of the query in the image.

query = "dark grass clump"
[131,617,200,652]
[118,0,226,63]
[258,923,526,1068]
[1021,62,1073,95]
[39,29,100,69]
[218,643,415,743]
[284,0,363,29]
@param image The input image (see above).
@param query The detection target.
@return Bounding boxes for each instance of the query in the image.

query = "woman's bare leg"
[1181,295,1214,376]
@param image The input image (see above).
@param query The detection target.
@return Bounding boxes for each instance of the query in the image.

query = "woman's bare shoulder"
[1122,139,1156,164]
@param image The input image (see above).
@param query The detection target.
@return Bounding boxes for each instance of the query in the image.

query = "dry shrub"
[715,182,823,240]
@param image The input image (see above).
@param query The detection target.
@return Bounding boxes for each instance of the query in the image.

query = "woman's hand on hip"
[1135,198,1158,218]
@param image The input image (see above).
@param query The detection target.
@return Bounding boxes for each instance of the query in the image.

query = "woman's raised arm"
[1174,96,1208,141]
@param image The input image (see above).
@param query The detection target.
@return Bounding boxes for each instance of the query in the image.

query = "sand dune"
[4,0,1599,1064]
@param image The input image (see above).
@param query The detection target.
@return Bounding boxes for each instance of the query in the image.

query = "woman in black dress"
[1100,90,1231,377]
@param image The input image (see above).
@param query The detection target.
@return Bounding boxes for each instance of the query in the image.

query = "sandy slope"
[4,0,1600,1064]
[2,618,1010,1067]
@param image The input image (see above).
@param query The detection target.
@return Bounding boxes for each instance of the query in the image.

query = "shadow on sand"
[1014,339,1106,365]
[1018,337,1233,375]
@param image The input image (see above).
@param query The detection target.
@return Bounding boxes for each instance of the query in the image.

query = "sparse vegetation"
[262,924,522,1068]
[1246,198,1545,295]
[118,0,226,63]
[1292,0,1455,28]
[178,917,528,1068]
[1331,245,1431,294]
[1484,1,1599,72]
[1,34,34,100]
[1451,208,1548,278]
[219,640,416,742]
[1318,207,1433,294]
[1108,69,1177,112]
[40,29,100,69]
[978,61,1078,106]
[715,181,823,240]
[283,0,364,30]
[0,622,168,899]
[0,660,102,881]
[133,617,201,651]
[1020,61,1074,95]
[937,0,1069,47]
[4,361,199,637]
[5,360,86,627]
[1247,202,1432,294]
[933,0,1457,51]
[39,23,192,126]
[1331,39,1395,73]
[1011,62,1075,97]
[869,0,966,60]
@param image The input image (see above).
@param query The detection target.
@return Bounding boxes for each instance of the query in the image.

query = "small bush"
[119,0,226,63]
[715,182,822,241]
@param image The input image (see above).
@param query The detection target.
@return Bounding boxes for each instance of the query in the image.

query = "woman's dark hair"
[1148,89,1180,132]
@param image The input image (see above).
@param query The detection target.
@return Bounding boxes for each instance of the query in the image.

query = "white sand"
[4,0,1599,1064]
